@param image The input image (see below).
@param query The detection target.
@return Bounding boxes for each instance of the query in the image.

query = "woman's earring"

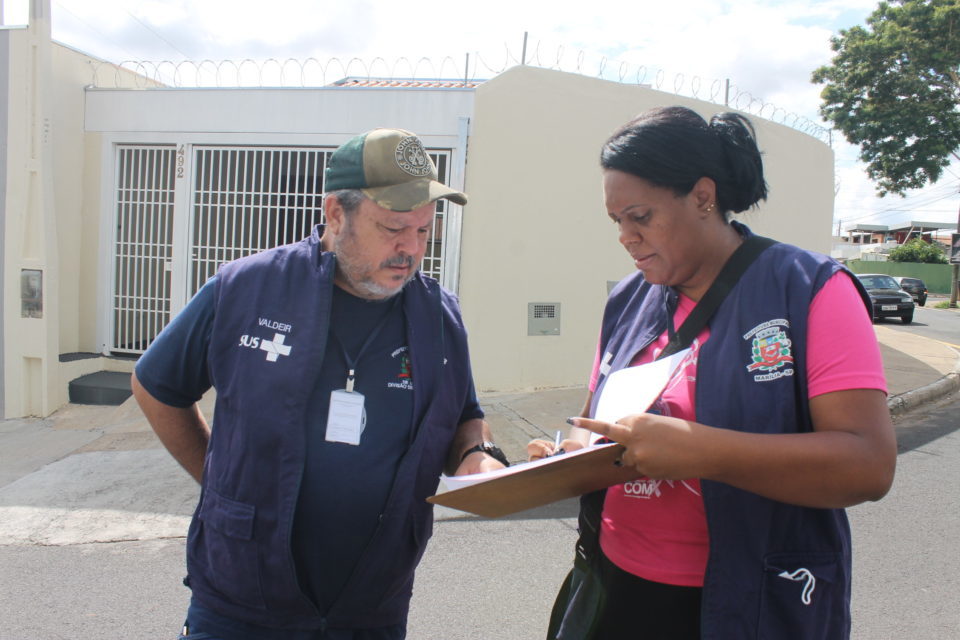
[705,203,716,212]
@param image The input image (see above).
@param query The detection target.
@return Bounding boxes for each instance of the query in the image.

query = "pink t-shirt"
[589,272,887,586]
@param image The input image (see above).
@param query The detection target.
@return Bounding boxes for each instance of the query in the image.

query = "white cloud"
[44,0,958,229]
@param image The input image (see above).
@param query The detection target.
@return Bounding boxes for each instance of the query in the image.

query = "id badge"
[325,389,366,445]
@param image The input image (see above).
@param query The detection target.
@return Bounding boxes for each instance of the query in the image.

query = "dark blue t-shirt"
[136,276,477,639]
[293,285,414,612]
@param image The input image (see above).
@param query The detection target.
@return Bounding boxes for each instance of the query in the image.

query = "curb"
[887,334,960,416]
[888,371,960,416]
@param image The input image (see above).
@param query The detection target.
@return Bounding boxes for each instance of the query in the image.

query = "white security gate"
[110,144,455,354]
[111,146,177,353]
[190,147,328,297]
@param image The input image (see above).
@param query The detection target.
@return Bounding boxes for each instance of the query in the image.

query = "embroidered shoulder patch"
[742,319,794,382]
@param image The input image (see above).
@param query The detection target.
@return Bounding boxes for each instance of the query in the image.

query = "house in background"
[2,1,837,418]
[832,221,958,262]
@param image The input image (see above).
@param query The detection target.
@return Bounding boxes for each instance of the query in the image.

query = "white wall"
[85,86,475,138]
[458,66,835,393]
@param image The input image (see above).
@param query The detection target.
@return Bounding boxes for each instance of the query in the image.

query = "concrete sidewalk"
[0,319,958,547]
[482,320,960,462]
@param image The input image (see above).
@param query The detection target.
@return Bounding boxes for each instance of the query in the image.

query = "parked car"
[894,276,928,306]
[856,274,915,324]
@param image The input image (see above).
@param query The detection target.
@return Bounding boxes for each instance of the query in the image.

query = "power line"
[835,181,960,224]
[52,1,141,61]
[124,10,191,60]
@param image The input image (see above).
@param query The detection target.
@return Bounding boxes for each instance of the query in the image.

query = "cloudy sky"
[9,0,960,232]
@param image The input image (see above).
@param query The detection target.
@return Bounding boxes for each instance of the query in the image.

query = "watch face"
[481,443,509,467]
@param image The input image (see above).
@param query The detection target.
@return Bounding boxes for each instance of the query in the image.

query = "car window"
[858,275,898,289]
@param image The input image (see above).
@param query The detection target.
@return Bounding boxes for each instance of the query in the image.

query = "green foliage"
[812,0,960,195]
[887,238,949,263]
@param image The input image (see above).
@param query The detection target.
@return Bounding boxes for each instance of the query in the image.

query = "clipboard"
[430,349,691,518]
[427,443,641,518]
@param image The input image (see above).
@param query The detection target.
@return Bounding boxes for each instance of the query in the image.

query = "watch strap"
[460,442,510,467]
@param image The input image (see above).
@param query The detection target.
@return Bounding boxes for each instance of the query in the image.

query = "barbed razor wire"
[86,40,831,145]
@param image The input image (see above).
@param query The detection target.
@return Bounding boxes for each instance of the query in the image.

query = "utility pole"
[951,198,959,308]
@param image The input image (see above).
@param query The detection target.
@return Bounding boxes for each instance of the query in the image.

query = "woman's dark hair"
[600,106,768,215]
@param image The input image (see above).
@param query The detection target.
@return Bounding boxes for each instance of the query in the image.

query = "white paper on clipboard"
[590,348,690,442]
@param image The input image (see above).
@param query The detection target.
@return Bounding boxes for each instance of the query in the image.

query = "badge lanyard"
[331,294,401,392]
[325,295,401,445]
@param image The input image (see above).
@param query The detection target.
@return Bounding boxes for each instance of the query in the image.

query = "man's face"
[329,196,437,300]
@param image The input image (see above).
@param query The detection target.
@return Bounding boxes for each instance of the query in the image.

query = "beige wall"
[51,44,94,355]
[51,46,156,360]
[458,66,834,392]
[1,31,159,416]
[2,23,61,417]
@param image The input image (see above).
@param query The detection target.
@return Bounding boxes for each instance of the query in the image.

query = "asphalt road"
[883,302,960,349]
[2,394,958,639]
[2,311,957,639]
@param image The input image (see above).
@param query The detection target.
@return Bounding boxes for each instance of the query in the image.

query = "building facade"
[1,12,836,417]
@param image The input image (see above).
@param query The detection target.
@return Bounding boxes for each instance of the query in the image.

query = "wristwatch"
[460,441,510,467]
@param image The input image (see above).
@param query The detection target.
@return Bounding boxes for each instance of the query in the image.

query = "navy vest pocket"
[196,489,265,609]
[759,552,848,639]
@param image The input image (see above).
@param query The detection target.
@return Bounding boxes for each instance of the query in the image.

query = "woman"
[532,106,896,639]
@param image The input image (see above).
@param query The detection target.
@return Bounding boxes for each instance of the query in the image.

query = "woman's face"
[603,169,713,295]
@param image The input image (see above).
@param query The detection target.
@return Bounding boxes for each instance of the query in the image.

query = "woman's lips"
[633,253,654,269]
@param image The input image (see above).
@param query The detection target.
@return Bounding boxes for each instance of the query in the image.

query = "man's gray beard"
[333,232,414,299]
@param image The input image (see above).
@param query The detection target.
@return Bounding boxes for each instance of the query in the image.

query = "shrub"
[887,238,948,264]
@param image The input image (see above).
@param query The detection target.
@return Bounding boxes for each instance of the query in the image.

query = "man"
[132,128,509,639]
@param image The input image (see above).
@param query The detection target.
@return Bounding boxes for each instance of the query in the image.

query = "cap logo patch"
[395,136,431,177]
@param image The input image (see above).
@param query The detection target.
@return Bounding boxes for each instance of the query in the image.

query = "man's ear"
[324,194,345,235]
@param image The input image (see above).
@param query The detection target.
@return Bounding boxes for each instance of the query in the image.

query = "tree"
[812,0,960,305]
[887,238,949,263]
[812,0,960,196]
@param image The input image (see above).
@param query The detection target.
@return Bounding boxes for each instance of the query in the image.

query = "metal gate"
[111,144,455,354]
[190,147,329,296]
[111,146,177,353]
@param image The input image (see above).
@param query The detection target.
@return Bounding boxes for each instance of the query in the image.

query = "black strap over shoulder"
[578,234,777,552]
[554,234,777,640]
[659,235,776,360]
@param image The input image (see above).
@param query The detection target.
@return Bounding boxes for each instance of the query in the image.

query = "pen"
[553,430,565,456]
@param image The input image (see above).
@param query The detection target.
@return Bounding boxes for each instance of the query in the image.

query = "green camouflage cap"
[324,128,468,212]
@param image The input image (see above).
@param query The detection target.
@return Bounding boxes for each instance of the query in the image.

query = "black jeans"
[590,550,702,640]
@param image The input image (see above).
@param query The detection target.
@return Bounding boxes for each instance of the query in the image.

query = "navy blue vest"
[591,233,871,639]
[186,227,479,630]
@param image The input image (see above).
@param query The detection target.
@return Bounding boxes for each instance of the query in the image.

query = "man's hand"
[526,438,585,461]
[131,372,210,483]
[453,451,506,476]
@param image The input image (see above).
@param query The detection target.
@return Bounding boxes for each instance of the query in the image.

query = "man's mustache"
[381,255,415,269]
